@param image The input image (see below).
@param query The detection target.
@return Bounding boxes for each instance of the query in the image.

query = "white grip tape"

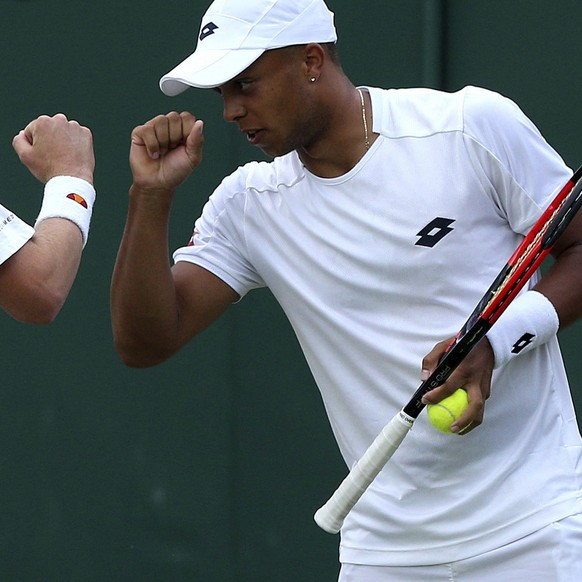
[314,411,413,534]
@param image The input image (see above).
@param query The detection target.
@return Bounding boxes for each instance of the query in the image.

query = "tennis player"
[111,0,582,579]
[1,114,96,323]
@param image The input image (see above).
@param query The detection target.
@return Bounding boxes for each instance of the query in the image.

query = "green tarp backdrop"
[1,1,581,580]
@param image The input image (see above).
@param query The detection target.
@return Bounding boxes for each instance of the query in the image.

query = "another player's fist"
[12,113,95,184]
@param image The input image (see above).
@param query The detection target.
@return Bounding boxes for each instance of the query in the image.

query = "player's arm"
[0,114,95,323]
[111,112,238,368]
[0,219,83,323]
[535,207,582,327]
[422,196,582,433]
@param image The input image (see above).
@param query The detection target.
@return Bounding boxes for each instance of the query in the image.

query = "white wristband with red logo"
[486,290,559,369]
[35,176,96,247]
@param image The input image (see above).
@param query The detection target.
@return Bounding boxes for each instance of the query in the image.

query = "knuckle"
[151,114,168,125]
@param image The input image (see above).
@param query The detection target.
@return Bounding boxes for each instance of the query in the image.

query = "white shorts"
[338,513,582,582]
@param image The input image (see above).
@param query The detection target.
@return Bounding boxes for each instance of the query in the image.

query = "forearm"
[534,243,582,329]
[113,112,208,365]
[0,218,83,323]
[484,239,582,370]
[111,186,184,367]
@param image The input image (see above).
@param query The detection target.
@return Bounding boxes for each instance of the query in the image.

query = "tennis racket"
[314,166,582,534]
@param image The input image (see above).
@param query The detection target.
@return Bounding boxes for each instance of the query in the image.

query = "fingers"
[11,115,52,154]
[129,112,204,191]
[420,337,451,381]
[11,130,30,157]
[12,113,94,184]
[423,379,485,435]
[421,337,494,435]
[451,378,486,434]
[131,112,201,160]
[17,113,85,144]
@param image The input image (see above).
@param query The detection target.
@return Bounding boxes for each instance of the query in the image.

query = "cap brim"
[159,47,265,94]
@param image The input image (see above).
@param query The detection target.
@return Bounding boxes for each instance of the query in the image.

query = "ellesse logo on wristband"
[66,193,88,208]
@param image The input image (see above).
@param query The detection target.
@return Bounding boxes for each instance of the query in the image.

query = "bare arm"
[0,219,82,323]
[111,112,238,368]
[0,114,95,323]
[534,209,582,327]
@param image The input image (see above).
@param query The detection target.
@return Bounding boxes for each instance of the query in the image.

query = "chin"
[261,143,295,158]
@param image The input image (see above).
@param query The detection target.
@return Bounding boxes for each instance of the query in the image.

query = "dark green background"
[1,1,581,580]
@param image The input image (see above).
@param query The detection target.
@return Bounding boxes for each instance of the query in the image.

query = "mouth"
[244,129,264,145]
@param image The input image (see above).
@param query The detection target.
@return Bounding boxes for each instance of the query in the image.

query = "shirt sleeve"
[0,204,34,265]
[461,86,571,235]
[172,170,266,298]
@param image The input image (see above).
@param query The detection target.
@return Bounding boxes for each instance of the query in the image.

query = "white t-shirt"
[174,86,582,565]
[0,204,34,266]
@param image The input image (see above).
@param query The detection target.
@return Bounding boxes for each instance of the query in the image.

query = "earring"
[310,77,317,83]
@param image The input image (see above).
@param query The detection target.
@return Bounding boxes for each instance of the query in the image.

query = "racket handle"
[314,411,414,534]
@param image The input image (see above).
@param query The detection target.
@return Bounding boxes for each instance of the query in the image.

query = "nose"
[223,95,246,123]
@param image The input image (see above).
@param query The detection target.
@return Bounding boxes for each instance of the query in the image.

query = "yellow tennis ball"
[427,388,469,434]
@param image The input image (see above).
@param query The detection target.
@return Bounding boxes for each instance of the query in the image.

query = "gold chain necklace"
[357,88,370,150]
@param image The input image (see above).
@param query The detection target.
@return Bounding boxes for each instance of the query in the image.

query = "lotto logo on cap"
[159,0,337,93]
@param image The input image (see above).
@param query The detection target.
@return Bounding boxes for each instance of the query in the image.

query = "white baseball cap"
[159,0,337,95]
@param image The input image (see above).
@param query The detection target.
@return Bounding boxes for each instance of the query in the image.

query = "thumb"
[421,337,454,381]
[12,130,32,160]
[130,131,145,147]
[185,119,205,167]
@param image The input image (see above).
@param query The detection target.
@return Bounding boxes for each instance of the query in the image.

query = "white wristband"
[486,290,559,369]
[35,176,96,247]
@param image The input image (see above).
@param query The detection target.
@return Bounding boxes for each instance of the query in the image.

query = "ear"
[302,43,326,82]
